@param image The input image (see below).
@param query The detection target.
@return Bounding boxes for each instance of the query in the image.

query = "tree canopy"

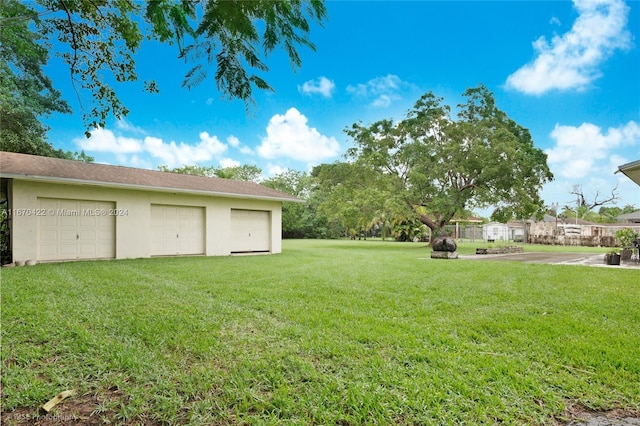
[4,0,326,135]
[344,85,554,239]
[0,0,90,160]
[262,170,330,239]
[157,164,262,182]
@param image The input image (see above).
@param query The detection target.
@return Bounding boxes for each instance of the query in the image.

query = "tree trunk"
[405,200,452,244]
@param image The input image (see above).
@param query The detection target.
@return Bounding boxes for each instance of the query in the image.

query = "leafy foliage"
[615,227,639,247]
[263,170,330,239]
[0,0,90,160]
[345,85,553,239]
[157,164,218,177]
[311,162,402,239]
[158,163,262,182]
[18,0,326,133]
[598,205,638,223]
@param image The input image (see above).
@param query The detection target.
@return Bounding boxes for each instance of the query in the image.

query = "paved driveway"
[460,251,640,268]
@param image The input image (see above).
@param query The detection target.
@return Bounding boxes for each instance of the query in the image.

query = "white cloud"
[549,16,562,26]
[115,119,147,135]
[506,0,631,95]
[347,74,410,107]
[124,154,152,170]
[299,76,335,98]
[76,126,229,168]
[76,127,142,154]
[239,146,254,155]
[347,74,401,96]
[372,95,392,108]
[257,108,340,162]
[346,83,368,97]
[265,164,286,177]
[226,135,256,156]
[143,131,227,168]
[219,158,240,168]
[227,135,240,147]
[545,121,640,179]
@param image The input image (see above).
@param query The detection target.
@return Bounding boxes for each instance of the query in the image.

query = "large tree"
[345,85,553,240]
[14,0,326,134]
[0,0,90,160]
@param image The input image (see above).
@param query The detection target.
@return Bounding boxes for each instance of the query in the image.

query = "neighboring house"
[527,213,640,247]
[616,210,640,224]
[481,222,524,241]
[0,152,301,264]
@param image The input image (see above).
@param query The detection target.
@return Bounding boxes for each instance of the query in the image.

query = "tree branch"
[58,0,83,109]
[570,184,619,211]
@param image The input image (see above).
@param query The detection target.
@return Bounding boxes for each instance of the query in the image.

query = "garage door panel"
[230,209,270,253]
[96,229,114,240]
[78,229,96,241]
[40,230,57,241]
[40,213,57,227]
[59,215,77,227]
[39,245,58,257]
[150,205,204,256]
[38,198,115,261]
[78,244,97,256]
[59,245,78,257]
[59,229,77,241]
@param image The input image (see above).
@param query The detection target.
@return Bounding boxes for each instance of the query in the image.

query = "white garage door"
[150,205,204,256]
[230,209,271,253]
[38,198,115,261]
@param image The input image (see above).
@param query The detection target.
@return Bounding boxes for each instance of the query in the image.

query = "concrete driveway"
[460,251,640,268]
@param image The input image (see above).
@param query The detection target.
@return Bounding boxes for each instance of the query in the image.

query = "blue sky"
[44,0,640,214]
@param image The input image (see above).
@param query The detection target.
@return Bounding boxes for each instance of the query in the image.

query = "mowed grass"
[1,239,639,425]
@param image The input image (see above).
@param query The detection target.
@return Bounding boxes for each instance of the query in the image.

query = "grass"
[1,239,639,425]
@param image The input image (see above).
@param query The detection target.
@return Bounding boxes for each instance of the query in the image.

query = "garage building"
[0,151,301,263]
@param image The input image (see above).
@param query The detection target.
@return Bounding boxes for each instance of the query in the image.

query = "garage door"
[38,198,115,261]
[230,209,271,253]
[150,205,204,256]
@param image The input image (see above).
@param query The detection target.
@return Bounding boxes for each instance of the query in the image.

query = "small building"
[616,210,640,224]
[482,222,524,242]
[0,152,301,264]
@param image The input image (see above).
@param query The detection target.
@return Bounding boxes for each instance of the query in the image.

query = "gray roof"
[0,151,301,202]
[617,210,640,220]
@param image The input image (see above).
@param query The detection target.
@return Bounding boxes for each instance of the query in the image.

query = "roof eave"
[616,159,640,173]
[0,174,304,203]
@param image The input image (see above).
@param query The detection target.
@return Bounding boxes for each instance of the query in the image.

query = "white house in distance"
[482,221,525,242]
[0,151,301,264]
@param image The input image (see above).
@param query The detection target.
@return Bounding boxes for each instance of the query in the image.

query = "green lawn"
[1,239,639,425]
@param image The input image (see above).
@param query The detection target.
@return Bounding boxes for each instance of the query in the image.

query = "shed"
[0,151,301,263]
[482,222,524,242]
[482,222,509,241]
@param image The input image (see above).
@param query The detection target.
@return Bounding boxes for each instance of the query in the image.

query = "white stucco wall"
[10,179,282,262]
[482,222,509,241]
